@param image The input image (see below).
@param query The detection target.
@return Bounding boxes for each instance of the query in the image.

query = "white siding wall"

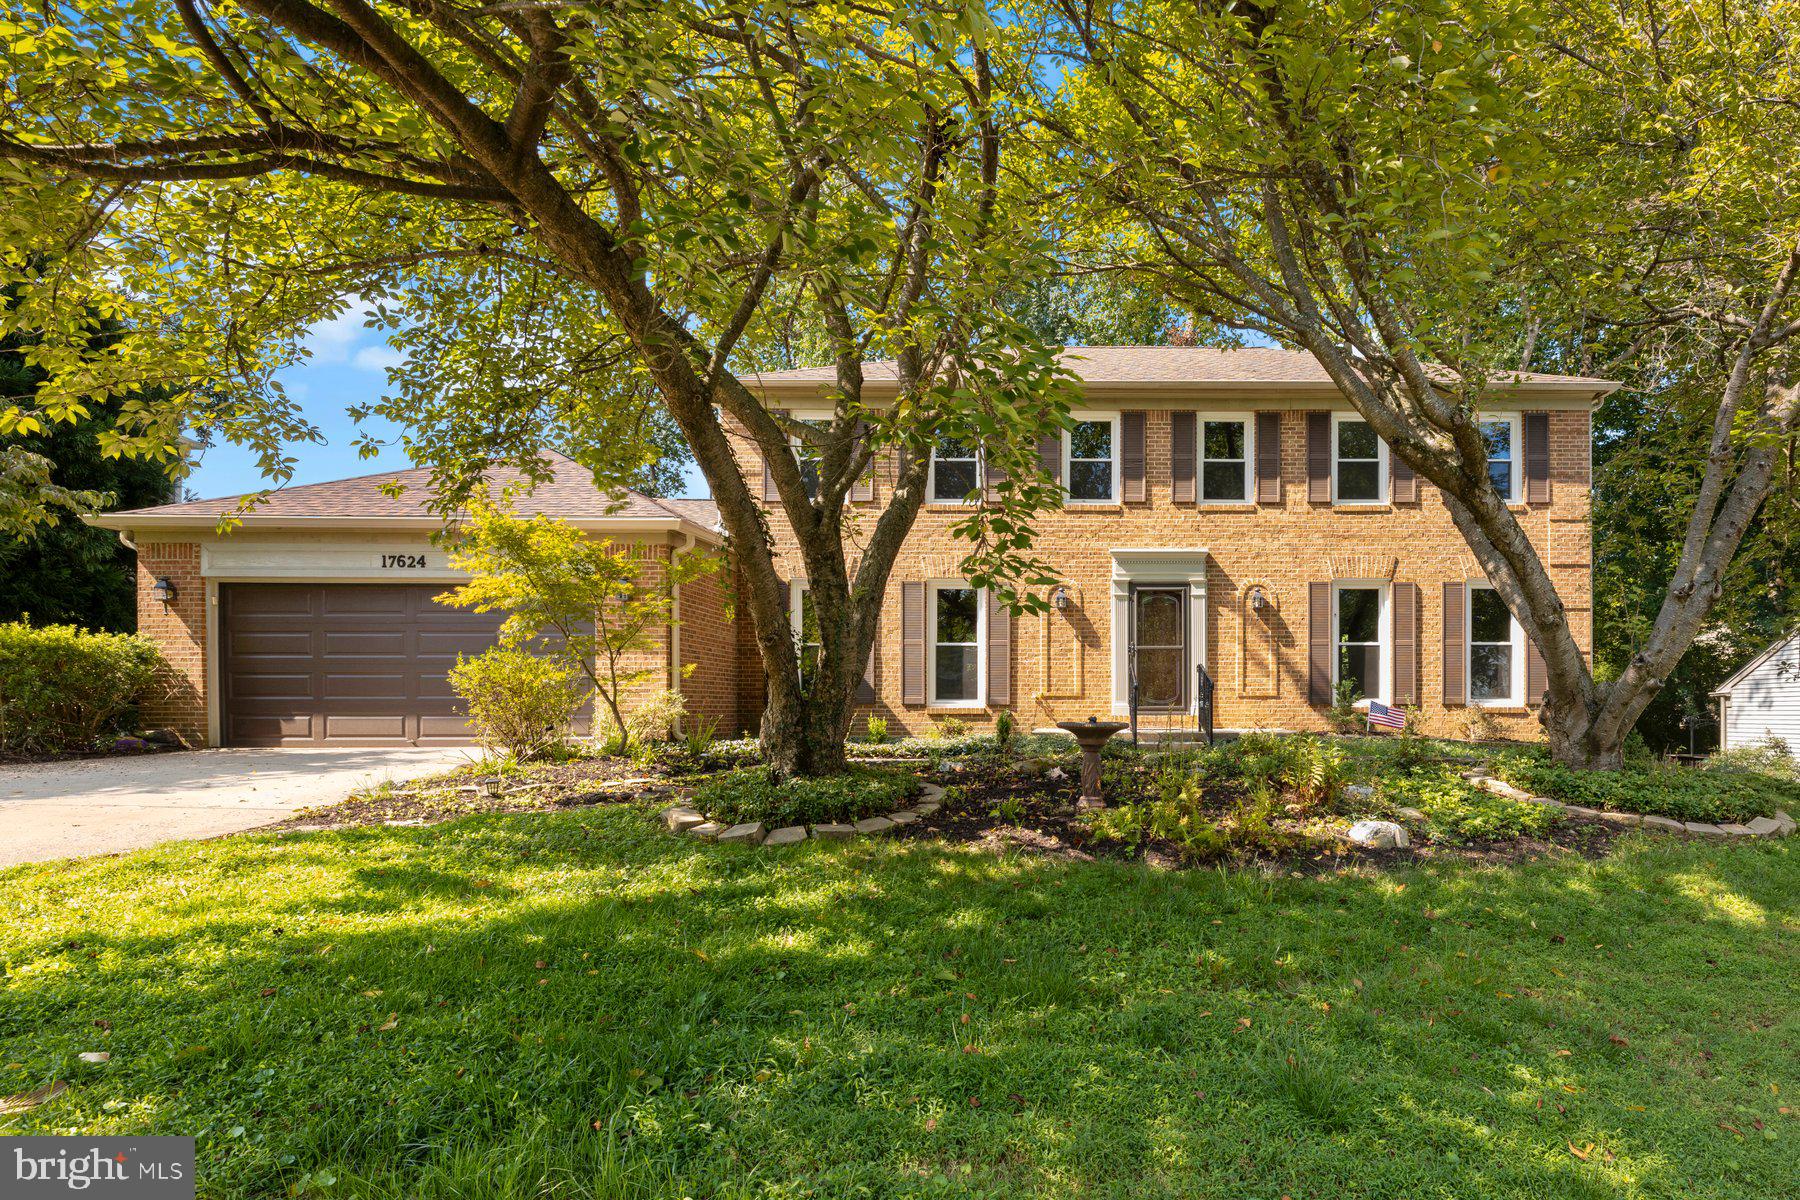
[1722,639,1800,751]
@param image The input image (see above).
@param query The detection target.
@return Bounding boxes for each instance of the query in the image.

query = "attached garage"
[221,583,506,747]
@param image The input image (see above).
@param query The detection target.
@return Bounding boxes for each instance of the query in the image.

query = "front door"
[1130,585,1187,711]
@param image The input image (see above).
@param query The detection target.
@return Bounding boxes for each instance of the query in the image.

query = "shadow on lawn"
[2,807,1792,1199]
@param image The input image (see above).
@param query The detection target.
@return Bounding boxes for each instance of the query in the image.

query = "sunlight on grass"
[1664,868,1772,924]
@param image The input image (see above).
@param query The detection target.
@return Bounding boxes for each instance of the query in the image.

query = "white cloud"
[300,303,371,364]
[353,345,405,372]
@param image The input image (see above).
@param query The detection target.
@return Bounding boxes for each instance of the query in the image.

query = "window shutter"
[1442,581,1466,706]
[1391,451,1418,504]
[985,589,1011,706]
[900,581,926,706]
[1170,412,1197,504]
[1523,412,1550,504]
[761,408,789,503]
[1308,581,1332,706]
[850,420,874,503]
[983,449,1007,494]
[1037,430,1062,487]
[1525,633,1548,705]
[1306,412,1331,503]
[1256,412,1282,505]
[1392,582,1419,705]
[1122,411,1147,502]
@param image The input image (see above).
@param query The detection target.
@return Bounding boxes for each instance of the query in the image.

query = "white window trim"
[1477,412,1520,502]
[927,437,982,505]
[1331,580,1390,706]
[1467,582,1526,706]
[927,579,986,708]
[1108,548,1209,715]
[1062,410,1121,504]
[1331,413,1388,505]
[1196,412,1254,504]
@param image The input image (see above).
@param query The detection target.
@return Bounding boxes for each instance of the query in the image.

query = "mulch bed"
[266,757,677,831]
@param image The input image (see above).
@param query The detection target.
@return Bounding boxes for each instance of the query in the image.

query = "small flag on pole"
[1366,700,1406,731]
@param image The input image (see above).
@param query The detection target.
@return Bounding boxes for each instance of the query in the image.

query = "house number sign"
[379,553,429,569]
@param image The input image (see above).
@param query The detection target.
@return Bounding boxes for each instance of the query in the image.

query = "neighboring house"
[89,454,731,748]
[94,346,1613,748]
[1712,632,1800,752]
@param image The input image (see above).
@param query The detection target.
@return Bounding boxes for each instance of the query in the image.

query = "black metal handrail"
[1126,661,1216,747]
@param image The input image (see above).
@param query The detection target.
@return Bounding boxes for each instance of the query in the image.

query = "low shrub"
[0,622,166,756]
[863,715,889,744]
[447,647,586,763]
[596,687,688,754]
[693,766,918,827]
[1382,768,1557,842]
[1492,754,1790,824]
[1707,738,1799,782]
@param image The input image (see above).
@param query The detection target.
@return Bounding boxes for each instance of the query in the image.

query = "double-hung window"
[1200,418,1250,502]
[1065,414,1117,502]
[929,435,980,502]
[792,418,829,500]
[1333,416,1385,503]
[1468,585,1522,703]
[1334,584,1385,702]
[790,581,820,687]
[1479,416,1517,500]
[929,583,983,705]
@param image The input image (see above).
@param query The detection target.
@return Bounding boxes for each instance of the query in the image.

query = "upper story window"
[930,583,983,705]
[1469,585,1522,703]
[1334,583,1386,702]
[789,418,831,500]
[929,434,980,502]
[1201,418,1249,502]
[1065,414,1118,502]
[1480,416,1517,500]
[1333,416,1385,504]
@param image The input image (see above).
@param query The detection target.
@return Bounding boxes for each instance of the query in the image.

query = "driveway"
[0,747,474,868]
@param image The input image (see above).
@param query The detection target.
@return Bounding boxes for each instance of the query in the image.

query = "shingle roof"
[741,345,1617,391]
[112,450,719,529]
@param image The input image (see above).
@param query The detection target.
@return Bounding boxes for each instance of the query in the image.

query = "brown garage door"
[221,583,509,747]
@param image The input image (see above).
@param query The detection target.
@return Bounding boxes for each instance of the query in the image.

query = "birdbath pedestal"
[1055,718,1130,810]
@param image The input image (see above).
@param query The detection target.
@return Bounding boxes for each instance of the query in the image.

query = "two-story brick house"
[95,346,1612,746]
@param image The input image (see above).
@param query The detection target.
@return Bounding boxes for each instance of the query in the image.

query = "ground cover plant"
[1,809,1792,1198]
[691,765,919,827]
[1491,754,1795,824]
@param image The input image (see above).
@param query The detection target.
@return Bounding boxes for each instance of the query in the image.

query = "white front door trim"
[1109,548,1209,715]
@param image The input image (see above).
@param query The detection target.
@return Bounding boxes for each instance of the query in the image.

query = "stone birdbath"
[1055,717,1130,810]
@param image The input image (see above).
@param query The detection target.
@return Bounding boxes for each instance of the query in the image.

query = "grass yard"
[1,804,1794,1199]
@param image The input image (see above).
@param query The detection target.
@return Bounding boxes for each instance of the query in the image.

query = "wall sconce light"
[151,577,178,606]
[1248,586,1270,613]
[1051,586,1072,612]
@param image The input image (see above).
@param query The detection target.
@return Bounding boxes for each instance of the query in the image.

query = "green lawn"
[1,805,1794,1199]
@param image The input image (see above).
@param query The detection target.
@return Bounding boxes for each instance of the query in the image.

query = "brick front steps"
[1462,773,1796,840]
[661,783,946,848]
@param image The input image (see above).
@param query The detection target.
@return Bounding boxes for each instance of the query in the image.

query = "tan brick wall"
[133,541,208,745]
[677,549,745,733]
[730,404,1595,741]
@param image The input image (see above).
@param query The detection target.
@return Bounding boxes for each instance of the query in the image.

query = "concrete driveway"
[0,747,475,868]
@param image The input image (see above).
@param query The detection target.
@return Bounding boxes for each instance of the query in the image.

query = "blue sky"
[185,307,709,501]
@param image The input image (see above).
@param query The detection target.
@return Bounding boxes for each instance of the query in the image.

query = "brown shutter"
[1391,450,1418,504]
[1306,411,1331,503]
[1170,412,1197,504]
[760,408,789,503]
[1308,581,1332,706]
[985,589,1011,706]
[1256,411,1282,505]
[1122,411,1147,502]
[1523,412,1550,504]
[900,581,925,706]
[1442,581,1466,706]
[1525,633,1548,705]
[1037,430,1062,487]
[1392,582,1419,705]
[850,419,874,503]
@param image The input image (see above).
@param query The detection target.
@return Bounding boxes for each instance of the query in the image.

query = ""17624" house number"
[379,554,428,569]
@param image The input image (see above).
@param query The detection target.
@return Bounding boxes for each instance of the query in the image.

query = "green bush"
[1707,738,1798,782]
[1382,768,1557,842]
[447,647,586,763]
[1492,754,1791,824]
[0,621,165,756]
[693,766,918,828]
[1084,776,1296,863]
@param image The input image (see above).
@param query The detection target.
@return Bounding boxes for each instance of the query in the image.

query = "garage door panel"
[319,586,412,616]
[323,715,411,741]
[228,671,314,699]
[230,630,313,656]
[229,588,318,617]
[231,714,316,742]
[321,673,411,701]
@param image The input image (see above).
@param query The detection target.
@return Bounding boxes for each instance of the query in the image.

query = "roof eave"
[85,512,723,545]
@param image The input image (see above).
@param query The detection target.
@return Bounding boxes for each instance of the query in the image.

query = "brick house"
[94,347,1612,746]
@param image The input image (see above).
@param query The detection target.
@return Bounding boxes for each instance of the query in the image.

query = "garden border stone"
[1461,773,1792,841]
[663,783,947,849]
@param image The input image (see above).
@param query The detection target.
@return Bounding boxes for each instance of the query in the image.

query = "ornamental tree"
[1040,0,1800,768]
[0,0,1074,776]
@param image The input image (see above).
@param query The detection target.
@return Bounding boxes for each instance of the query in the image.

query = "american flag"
[1366,700,1406,731]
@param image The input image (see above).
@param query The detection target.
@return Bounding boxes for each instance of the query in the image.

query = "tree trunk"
[759,662,855,777]
[1540,696,1625,771]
